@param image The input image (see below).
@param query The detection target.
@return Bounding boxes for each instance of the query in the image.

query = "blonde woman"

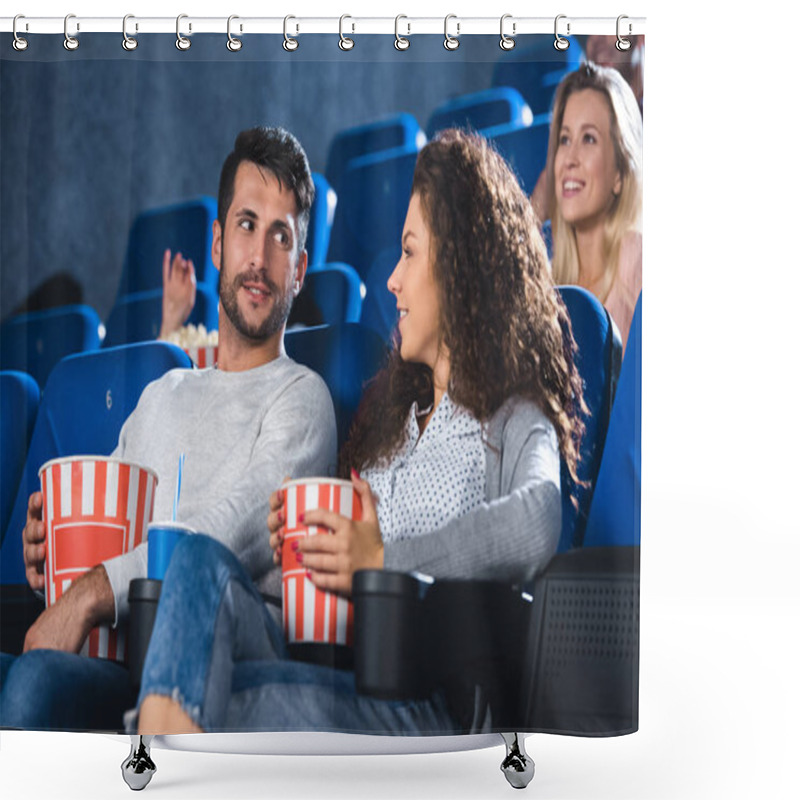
[532,63,643,348]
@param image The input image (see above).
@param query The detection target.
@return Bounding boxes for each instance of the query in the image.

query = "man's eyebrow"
[270,218,293,234]
[234,208,258,220]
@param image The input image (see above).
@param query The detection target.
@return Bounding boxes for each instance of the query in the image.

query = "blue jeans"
[0,649,134,731]
[133,534,458,734]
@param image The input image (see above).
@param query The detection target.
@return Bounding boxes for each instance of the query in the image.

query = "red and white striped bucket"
[184,346,218,368]
[281,478,362,648]
[38,456,158,662]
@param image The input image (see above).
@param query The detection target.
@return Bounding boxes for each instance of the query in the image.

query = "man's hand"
[23,564,115,654]
[23,491,46,592]
[159,248,197,339]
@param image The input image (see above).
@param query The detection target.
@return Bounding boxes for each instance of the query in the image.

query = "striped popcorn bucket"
[281,478,362,648]
[38,456,158,662]
[184,346,218,368]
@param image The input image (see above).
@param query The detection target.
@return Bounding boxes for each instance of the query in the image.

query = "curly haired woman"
[134,130,586,737]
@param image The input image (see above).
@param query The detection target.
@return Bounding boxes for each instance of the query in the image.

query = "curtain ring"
[499,14,516,51]
[63,14,79,51]
[554,14,570,51]
[122,15,138,51]
[339,15,354,50]
[616,15,632,51]
[227,15,242,51]
[12,15,29,51]
[176,14,191,51]
[444,14,460,51]
[283,16,299,51]
[394,15,410,51]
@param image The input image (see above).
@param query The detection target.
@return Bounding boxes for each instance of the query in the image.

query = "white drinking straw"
[173,453,185,521]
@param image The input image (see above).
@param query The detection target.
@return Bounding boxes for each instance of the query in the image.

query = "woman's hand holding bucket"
[298,471,383,596]
[269,471,383,597]
[269,472,383,650]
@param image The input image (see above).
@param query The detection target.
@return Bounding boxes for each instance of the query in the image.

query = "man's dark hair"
[217,127,315,253]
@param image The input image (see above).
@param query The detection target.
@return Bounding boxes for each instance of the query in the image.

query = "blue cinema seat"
[326,146,418,281]
[307,173,337,267]
[0,304,102,391]
[116,197,218,299]
[0,372,40,546]
[582,293,642,548]
[0,342,191,587]
[426,87,534,138]
[557,286,622,552]
[359,247,401,343]
[492,37,583,115]
[289,263,364,329]
[285,323,388,450]
[325,113,425,194]
[102,285,220,348]
[488,116,552,196]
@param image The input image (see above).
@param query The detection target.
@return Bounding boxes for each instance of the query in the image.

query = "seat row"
[0,261,362,391]
[111,83,555,299]
[2,75,571,385]
[0,289,641,592]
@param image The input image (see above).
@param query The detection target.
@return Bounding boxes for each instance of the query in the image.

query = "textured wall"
[1,33,562,322]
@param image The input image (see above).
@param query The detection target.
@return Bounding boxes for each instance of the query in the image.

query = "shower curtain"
[0,24,642,742]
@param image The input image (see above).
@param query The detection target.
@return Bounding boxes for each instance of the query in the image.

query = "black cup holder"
[353,569,534,727]
[353,569,432,700]
[127,578,162,691]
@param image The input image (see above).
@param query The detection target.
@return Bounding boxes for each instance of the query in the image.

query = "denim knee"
[0,649,132,730]
[2,650,69,726]
[164,534,242,590]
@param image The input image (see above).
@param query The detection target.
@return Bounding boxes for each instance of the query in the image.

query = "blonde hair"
[547,63,643,303]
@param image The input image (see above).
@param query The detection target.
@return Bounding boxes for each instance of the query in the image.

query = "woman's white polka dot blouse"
[362,392,487,543]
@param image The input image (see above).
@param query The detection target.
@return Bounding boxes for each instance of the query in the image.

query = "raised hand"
[159,248,197,339]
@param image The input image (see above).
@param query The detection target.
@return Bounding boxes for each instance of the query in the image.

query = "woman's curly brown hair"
[339,129,586,489]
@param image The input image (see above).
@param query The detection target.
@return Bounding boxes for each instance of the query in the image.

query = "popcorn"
[164,324,219,349]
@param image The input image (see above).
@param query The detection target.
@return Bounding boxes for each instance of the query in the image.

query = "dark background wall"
[1,34,562,323]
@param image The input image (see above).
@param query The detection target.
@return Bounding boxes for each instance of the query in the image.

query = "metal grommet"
[339,15,354,51]
[12,15,29,51]
[394,15,410,51]
[227,15,242,51]
[63,14,79,51]
[283,15,299,51]
[616,15,632,52]
[444,14,460,51]
[122,14,138,51]
[176,14,191,51]
[499,14,516,51]
[554,14,570,51]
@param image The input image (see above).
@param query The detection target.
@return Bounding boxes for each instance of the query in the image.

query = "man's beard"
[218,255,294,342]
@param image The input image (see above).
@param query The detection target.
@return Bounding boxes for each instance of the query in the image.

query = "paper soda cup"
[39,456,158,662]
[281,478,362,648]
[184,346,218,368]
[146,521,196,581]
